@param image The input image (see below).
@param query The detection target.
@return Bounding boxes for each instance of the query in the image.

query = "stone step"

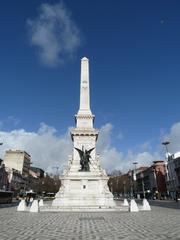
[40,205,128,212]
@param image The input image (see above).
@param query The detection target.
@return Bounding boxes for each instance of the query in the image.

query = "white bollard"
[30,200,39,213]
[39,199,44,207]
[17,199,27,212]
[142,198,151,211]
[123,198,129,206]
[129,199,139,212]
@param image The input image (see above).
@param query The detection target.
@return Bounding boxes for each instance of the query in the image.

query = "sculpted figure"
[75,146,94,171]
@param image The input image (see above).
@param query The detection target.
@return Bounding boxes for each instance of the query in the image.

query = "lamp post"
[116,177,119,196]
[162,141,170,160]
[140,172,145,198]
[123,180,126,198]
[133,162,138,198]
[133,162,138,180]
[162,141,170,197]
[128,171,133,199]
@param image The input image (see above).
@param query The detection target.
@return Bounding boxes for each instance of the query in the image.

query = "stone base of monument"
[139,198,151,211]
[40,173,128,212]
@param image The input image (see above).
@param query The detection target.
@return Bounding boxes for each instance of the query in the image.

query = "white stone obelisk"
[78,57,91,115]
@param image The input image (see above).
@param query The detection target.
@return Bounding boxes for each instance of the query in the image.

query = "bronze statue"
[75,146,94,171]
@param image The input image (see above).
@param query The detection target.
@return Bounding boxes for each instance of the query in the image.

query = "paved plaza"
[0,202,180,240]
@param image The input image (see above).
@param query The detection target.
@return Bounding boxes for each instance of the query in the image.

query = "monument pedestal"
[52,172,116,208]
[40,167,129,212]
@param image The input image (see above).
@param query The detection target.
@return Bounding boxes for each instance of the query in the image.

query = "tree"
[108,169,122,177]
[28,174,61,195]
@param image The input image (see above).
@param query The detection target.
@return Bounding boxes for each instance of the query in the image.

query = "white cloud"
[1,121,180,174]
[124,151,159,169]
[0,122,128,173]
[97,123,159,172]
[96,123,124,170]
[0,123,72,173]
[162,122,180,154]
[27,2,81,66]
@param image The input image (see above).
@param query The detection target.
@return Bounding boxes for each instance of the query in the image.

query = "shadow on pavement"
[0,201,19,208]
[148,200,180,210]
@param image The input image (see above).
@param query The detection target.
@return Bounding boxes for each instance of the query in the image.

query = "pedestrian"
[29,197,33,206]
[25,196,30,206]
[175,190,178,202]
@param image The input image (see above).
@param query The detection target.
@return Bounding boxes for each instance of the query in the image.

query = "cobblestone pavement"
[0,203,180,240]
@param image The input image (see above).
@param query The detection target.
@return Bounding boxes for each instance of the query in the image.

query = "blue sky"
[0,0,180,172]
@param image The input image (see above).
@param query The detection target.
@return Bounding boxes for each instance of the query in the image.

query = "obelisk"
[78,57,91,115]
[71,57,97,172]
[75,57,94,130]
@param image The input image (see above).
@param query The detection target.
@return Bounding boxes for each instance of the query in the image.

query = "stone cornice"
[71,128,99,141]
[75,114,95,119]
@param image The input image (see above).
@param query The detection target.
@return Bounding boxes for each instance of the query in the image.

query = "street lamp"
[123,180,126,198]
[133,162,138,198]
[133,162,138,181]
[140,172,145,198]
[162,141,170,197]
[162,141,170,160]
[128,171,133,199]
[116,177,119,196]
[0,143,3,145]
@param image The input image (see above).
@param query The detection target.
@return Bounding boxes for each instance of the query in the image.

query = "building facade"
[29,167,44,178]
[166,158,178,198]
[136,161,167,199]
[0,161,9,190]
[174,156,180,191]
[3,150,31,176]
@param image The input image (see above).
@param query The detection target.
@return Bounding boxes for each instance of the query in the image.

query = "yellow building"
[4,150,31,176]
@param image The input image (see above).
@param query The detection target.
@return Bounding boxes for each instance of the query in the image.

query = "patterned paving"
[0,203,180,240]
